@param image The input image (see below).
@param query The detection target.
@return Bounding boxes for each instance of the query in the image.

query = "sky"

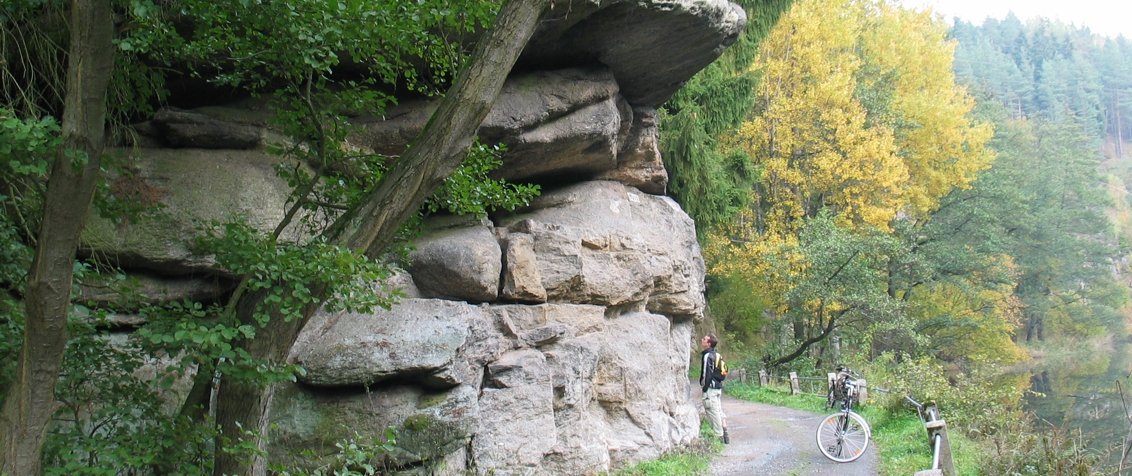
[898,0,1132,39]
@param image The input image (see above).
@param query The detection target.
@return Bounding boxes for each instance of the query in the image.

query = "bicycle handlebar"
[834,365,861,378]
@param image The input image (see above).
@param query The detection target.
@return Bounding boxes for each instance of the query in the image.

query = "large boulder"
[519,0,747,106]
[80,148,309,275]
[75,272,235,306]
[283,294,698,474]
[471,349,558,475]
[542,312,699,467]
[408,218,502,302]
[595,107,668,194]
[269,382,480,470]
[500,232,548,303]
[466,310,697,474]
[289,299,500,388]
[150,109,266,149]
[352,68,631,185]
[495,181,705,318]
[489,95,629,183]
[72,0,740,470]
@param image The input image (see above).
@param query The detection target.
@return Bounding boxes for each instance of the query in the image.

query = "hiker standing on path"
[700,333,730,444]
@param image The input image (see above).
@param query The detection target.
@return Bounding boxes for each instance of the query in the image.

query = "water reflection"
[1023,339,1131,466]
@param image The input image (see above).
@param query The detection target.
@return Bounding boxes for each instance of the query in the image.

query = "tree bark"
[211,0,551,474]
[0,1,114,474]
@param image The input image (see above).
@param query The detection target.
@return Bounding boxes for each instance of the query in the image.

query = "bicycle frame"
[817,367,871,462]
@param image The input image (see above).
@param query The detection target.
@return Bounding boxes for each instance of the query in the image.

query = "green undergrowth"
[724,381,981,475]
[603,422,720,476]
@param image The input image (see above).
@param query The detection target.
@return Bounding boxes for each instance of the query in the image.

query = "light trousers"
[703,387,725,437]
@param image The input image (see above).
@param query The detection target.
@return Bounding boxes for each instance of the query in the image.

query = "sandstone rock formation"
[75,0,745,473]
[275,181,704,474]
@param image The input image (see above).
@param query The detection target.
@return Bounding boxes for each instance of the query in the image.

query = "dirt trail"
[709,393,878,476]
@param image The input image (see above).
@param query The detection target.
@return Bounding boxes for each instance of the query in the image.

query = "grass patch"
[872,412,982,476]
[725,381,827,413]
[603,422,720,476]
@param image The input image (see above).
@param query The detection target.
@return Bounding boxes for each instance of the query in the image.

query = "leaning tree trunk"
[211,0,552,474]
[0,1,114,474]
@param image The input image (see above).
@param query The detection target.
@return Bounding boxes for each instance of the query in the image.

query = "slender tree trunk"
[0,1,114,474]
[211,0,551,474]
[1115,89,1124,158]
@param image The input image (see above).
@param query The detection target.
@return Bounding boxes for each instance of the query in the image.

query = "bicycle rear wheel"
[815,411,870,462]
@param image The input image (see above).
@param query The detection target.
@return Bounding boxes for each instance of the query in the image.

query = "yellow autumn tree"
[705,0,996,366]
[723,0,993,238]
[858,3,995,215]
[729,0,905,235]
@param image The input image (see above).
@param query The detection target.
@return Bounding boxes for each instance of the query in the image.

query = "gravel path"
[709,393,879,476]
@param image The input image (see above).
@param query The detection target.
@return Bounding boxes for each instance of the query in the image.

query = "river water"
[1023,339,1132,467]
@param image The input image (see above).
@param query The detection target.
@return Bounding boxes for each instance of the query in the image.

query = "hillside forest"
[665,0,1132,471]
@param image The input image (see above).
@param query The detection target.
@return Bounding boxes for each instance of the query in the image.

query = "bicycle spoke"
[816,410,870,463]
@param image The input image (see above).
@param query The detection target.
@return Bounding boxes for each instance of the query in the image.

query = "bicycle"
[815,365,871,462]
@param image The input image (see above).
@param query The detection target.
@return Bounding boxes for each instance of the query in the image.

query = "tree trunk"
[0,1,114,474]
[211,0,551,474]
[1115,89,1124,158]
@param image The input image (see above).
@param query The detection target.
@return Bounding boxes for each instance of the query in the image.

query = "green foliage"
[2,1,176,125]
[862,353,1026,434]
[660,0,794,234]
[602,450,713,476]
[0,109,62,241]
[725,381,828,414]
[705,274,773,353]
[194,220,398,323]
[175,0,496,94]
[272,431,398,476]
[0,298,22,406]
[425,141,540,217]
[709,209,907,368]
[0,0,543,474]
[952,15,1132,142]
[871,410,983,476]
[978,420,1101,476]
[0,111,59,174]
[39,315,220,475]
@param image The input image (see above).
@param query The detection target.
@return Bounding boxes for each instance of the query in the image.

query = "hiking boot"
[722,428,730,444]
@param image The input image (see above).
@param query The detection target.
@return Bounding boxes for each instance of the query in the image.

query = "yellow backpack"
[713,352,729,381]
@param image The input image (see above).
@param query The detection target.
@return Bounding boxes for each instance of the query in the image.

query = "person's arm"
[699,353,706,389]
[702,352,714,391]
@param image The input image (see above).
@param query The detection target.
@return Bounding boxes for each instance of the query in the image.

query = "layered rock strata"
[76,0,745,473]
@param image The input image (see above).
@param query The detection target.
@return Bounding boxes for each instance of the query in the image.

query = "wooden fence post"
[925,404,955,476]
[789,372,800,395]
[759,370,768,386]
[856,379,867,404]
[737,368,747,384]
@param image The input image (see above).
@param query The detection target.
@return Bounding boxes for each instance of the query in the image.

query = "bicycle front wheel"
[815,411,871,463]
